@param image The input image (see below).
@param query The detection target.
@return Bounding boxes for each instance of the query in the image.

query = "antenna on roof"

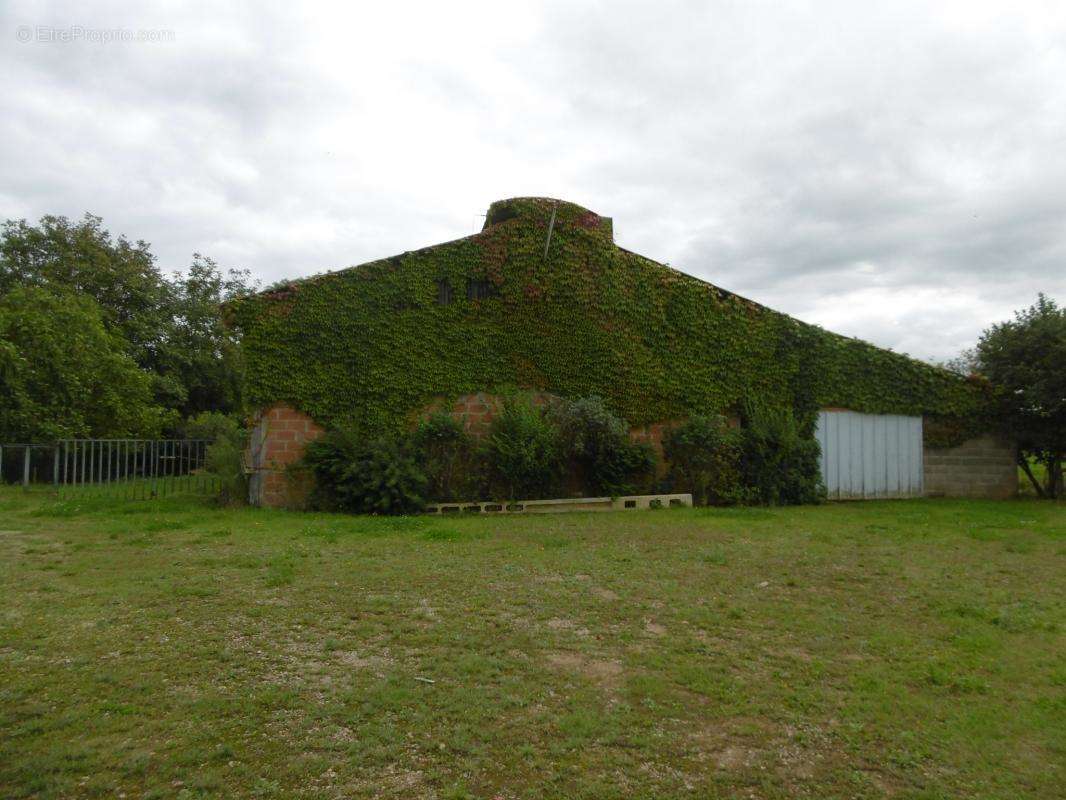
[543,201,558,261]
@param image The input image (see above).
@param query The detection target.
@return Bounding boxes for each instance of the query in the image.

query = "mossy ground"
[1,488,1063,798]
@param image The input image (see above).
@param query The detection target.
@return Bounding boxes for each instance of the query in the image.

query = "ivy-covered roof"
[227,197,986,440]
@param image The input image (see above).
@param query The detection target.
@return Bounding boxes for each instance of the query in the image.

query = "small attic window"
[436,278,453,305]
[466,279,500,301]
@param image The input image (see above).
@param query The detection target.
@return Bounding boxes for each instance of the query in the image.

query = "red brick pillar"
[247,405,324,507]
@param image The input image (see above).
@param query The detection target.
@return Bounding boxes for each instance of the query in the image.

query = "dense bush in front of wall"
[301,392,830,512]
[481,397,563,500]
[739,402,824,506]
[227,197,989,447]
[301,394,659,510]
[411,413,478,502]
[551,396,657,496]
[303,430,428,514]
[662,415,746,506]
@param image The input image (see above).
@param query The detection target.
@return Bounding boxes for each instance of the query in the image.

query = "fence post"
[23,445,31,488]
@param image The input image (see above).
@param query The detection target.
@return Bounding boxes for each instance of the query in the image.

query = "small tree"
[412,412,475,502]
[483,397,562,500]
[975,294,1065,498]
[662,415,744,506]
[739,402,823,506]
[551,396,655,496]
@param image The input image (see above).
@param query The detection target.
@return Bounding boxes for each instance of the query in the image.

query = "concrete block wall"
[924,435,1017,499]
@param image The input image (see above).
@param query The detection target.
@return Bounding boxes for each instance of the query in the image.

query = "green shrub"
[662,415,745,506]
[303,430,427,514]
[739,402,823,505]
[181,411,242,442]
[204,425,248,506]
[551,396,656,496]
[483,397,562,500]
[412,413,476,502]
[302,429,360,509]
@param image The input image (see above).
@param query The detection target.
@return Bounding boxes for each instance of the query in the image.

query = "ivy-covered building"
[227,197,1015,506]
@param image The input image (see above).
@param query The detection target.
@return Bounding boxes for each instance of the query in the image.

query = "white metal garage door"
[815,410,923,499]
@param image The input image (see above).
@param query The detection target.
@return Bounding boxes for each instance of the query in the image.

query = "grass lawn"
[1,490,1063,799]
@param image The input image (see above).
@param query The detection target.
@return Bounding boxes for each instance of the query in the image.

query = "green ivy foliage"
[227,198,985,441]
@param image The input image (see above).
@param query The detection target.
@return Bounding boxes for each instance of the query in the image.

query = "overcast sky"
[3,1,1064,362]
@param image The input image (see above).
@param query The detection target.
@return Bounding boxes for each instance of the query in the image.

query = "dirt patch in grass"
[547,651,625,688]
[592,586,619,601]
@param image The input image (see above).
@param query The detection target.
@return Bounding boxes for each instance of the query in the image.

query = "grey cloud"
[1,0,1064,361]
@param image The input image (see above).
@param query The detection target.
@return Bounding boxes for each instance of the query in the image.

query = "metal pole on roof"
[543,201,558,261]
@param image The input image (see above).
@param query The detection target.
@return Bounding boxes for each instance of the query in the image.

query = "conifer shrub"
[412,412,477,502]
[482,397,562,500]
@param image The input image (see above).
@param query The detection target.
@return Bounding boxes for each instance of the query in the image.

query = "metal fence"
[0,439,218,499]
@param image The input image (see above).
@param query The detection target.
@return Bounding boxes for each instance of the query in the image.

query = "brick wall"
[247,402,1021,506]
[247,404,324,507]
[924,435,1017,499]
[431,392,677,464]
[248,394,683,507]
[434,391,555,438]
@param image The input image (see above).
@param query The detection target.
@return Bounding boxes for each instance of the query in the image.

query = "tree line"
[0,213,255,442]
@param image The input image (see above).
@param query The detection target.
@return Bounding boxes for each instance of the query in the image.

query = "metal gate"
[815,410,923,499]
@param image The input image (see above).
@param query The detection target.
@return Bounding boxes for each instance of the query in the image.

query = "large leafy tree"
[975,294,1065,498]
[0,287,166,441]
[0,214,256,431]
[0,214,170,370]
[157,255,256,417]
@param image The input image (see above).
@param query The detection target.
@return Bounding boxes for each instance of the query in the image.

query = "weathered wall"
[248,402,1018,507]
[249,395,678,507]
[923,435,1017,499]
[427,392,677,460]
[247,404,324,507]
